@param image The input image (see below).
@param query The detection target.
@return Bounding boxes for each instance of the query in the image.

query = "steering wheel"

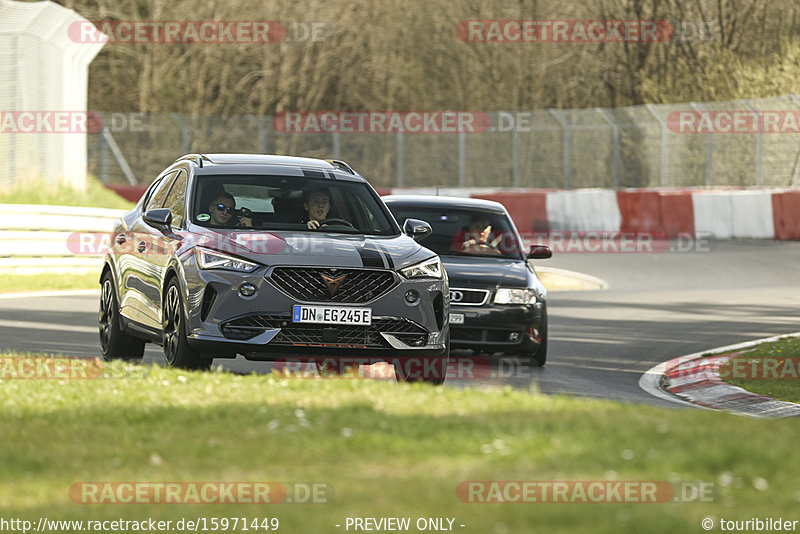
[236,207,252,218]
[319,218,355,228]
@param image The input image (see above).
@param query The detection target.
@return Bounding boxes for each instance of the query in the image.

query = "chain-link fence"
[89,94,800,190]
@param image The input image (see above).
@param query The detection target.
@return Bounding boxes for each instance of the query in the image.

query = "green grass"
[0,358,797,532]
[0,272,100,294]
[0,176,133,209]
[719,337,800,404]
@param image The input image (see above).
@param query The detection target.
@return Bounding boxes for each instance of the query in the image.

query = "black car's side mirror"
[143,208,173,231]
[403,218,432,242]
[527,244,552,259]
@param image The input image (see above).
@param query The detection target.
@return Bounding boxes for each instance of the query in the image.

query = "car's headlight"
[494,288,537,305]
[400,256,443,279]
[195,247,259,272]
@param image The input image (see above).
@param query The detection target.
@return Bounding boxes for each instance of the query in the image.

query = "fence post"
[789,94,800,187]
[246,115,268,153]
[170,113,191,154]
[332,131,341,159]
[690,102,713,187]
[458,131,466,187]
[396,132,404,188]
[102,128,137,185]
[549,109,570,188]
[742,100,762,186]
[645,104,669,187]
[595,108,619,188]
[512,117,520,187]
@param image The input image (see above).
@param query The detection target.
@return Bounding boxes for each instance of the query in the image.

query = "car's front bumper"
[181,260,448,359]
[448,302,545,354]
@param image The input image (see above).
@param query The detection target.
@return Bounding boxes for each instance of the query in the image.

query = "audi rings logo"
[449,290,463,303]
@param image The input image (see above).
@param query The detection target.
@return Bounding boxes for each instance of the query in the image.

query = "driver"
[207,192,252,227]
[456,217,500,253]
[301,188,331,230]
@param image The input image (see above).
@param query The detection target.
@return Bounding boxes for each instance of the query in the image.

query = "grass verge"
[0,176,133,210]
[0,357,797,532]
[718,336,800,404]
[0,272,100,294]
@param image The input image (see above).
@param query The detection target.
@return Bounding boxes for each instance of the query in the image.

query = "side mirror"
[527,244,552,259]
[143,208,173,230]
[402,218,432,242]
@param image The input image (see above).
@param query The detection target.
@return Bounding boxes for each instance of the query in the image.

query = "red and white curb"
[639,333,800,418]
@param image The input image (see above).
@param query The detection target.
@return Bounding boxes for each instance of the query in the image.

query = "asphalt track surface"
[1,240,798,407]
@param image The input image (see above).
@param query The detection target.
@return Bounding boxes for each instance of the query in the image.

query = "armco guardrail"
[0,204,125,273]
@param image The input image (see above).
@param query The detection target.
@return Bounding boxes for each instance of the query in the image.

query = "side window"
[163,170,188,228]
[145,171,177,211]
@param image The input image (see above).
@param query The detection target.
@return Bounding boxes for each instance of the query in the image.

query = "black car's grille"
[449,288,490,306]
[269,267,397,303]
[220,315,428,347]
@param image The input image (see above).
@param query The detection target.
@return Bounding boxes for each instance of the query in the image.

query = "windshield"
[387,205,524,259]
[191,174,398,235]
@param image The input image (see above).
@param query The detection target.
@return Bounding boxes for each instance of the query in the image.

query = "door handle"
[116,234,127,245]
[137,241,147,253]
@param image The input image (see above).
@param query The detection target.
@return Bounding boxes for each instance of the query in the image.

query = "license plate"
[449,313,465,325]
[292,305,372,326]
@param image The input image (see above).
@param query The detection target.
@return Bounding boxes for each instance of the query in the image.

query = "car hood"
[182,228,429,270]
[441,254,531,288]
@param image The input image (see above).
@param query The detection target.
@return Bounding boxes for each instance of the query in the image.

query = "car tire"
[99,272,145,362]
[521,312,547,367]
[162,278,213,370]
[394,330,449,386]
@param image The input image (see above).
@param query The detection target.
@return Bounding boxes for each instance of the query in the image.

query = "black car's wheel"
[520,313,548,367]
[394,332,449,386]
[99,272,145,362]
[162,279,212,370]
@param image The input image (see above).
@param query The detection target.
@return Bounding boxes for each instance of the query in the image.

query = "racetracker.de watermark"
[668,110,800,134]
[0,111,145,134]
[273,111,491,134]
[70,482,331,504]
[457,480,715,503]
[523,232,712,253]
[0,356,147,380]
[69,21,330,44]
[456,20,674,43]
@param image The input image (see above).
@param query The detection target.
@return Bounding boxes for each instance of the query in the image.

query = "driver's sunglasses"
[214,203,235,214]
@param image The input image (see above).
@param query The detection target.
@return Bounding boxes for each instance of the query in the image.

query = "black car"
[383,195,551,365]
[99,154,449,383]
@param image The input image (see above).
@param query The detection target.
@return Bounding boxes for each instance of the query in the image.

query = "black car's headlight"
[493,288,537,305]
[195,247,259,272]
[400,256,444,279]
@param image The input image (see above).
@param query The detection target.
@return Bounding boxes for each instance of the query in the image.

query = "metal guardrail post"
[595,108,619,188]
[396,132,404,188]
[170,113,191,154]
[549,109,570,188]
[690,102,713,187]
[246,115,268,153]
[458,131,466,187]
[645,104,669,187]
[742,100,762,186]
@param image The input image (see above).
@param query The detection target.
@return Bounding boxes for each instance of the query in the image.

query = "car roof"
[382,195,508,213]
[174,154,363,181]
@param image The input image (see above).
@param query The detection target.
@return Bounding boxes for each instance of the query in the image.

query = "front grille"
[220,315,428,347]
[449,288,490,306]
[269,267,397,303]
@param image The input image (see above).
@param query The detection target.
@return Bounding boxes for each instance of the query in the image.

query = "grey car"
[99,154,449,383]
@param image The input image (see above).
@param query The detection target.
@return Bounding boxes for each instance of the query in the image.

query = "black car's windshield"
[191,175,397,235]
[388,205,524,259]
